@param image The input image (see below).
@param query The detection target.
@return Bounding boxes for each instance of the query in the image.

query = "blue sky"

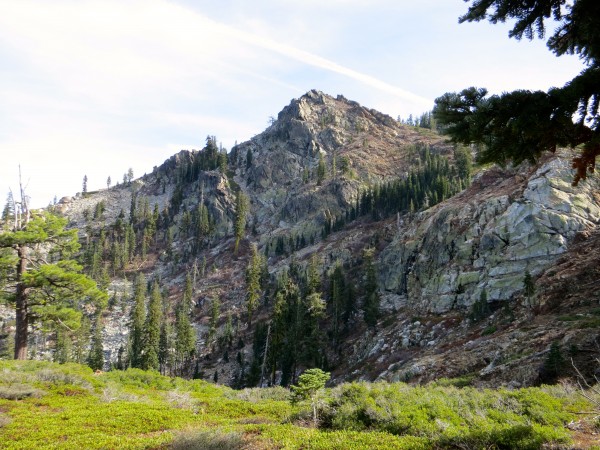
[0,0,585,208]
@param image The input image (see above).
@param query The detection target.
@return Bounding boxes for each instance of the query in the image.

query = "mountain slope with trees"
[0,90,598,391]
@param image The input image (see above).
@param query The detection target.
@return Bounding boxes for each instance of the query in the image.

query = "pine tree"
[218,151,228,174]
[129,273,146,368]
[245,244,262,326]
[208,295,221,348]
[329,262,345,343]
[362,248,380,327]
[87,313,104,371]
[54,327,72,364]
[0,203,107,360]
[523,270,536,300]
[306,255,321,296]
[317,152,326,186]
[73,315,91,364]
[246,148,253,169]
[453,146,472,183]
[1,192,14,228]
[175,274,195,374]
[433,0,600,185]
[223,312,234,348]
[233,191,249,253]
[142,281,162,371]
[159,317,172,375]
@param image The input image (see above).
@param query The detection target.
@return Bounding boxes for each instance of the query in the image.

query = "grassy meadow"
[0,360,597,449]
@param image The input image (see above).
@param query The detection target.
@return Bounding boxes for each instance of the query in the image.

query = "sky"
[0,0,586,208]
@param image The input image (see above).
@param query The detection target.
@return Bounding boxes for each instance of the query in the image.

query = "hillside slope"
[1,91,599,389]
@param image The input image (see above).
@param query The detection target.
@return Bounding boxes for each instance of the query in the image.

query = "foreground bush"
[321,382,577,449]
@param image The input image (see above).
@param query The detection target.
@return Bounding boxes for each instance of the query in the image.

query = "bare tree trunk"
[14,244,28,360]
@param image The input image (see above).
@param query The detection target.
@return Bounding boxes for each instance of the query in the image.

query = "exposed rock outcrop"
[230,90,452,234]
[379,154,600,313]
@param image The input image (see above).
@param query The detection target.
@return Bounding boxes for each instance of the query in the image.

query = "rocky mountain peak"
[229,91,452,235]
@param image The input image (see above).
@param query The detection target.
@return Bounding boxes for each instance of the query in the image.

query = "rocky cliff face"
[330,152,600,387]
[379,153,600,314]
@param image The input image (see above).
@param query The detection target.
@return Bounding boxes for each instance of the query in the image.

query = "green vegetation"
[433,0,599,185]
[233,190,249,254]
[290,368,330,426]
[0,205,107,360]
[0,360,593,449]
[322,143,471,239]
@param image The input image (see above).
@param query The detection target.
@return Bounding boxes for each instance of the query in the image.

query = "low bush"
[322,382,574,448]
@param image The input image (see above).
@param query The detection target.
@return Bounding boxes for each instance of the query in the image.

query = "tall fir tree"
[208,295,221,348]
[129,273,146,368]
[316,152,326,186]
[143,281,163,371]
[87,312,104,371]
[245,244,262,326]
[233,191,249,253]
[175,274,196,375]
[362,248,380,327]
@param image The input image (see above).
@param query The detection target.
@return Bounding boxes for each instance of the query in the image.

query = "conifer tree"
[433,0,600,185]
[329,262,345,343]
[0,202,107,359]
[175,274,195,374]
[317,152,326,186]
[523,270,535,297]
[142,281,162,371]
[1,192,14,229]
[73,315,91,364]
[362,248,380,327]
[54,327,72,364]
[246,149,253,169]
[159,316,172,375]
[223,312,234,348]
[245,244,262,326]
[88,313,104,371]
[208,295,221,348]
[233,191,249,253]
[306,255,321,296]
[129,273,146,368]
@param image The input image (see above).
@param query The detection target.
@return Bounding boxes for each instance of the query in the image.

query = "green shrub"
[323,382,573,448]
[482,325,497,335]
[430,375,474,388]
